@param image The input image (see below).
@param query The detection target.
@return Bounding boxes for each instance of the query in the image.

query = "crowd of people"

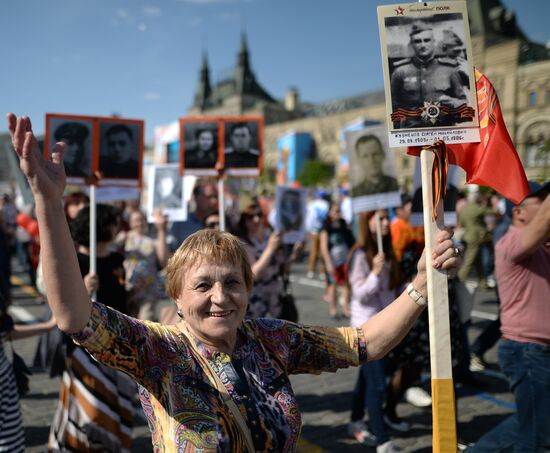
[1,114,549,452]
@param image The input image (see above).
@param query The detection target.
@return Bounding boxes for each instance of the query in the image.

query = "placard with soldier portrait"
[345,125,401,213]
[147,163,187,223]
[275,185,307,244]
[46,114,144,188]
[222,117,263,177]
[179,118,220,176]
[377,1,480,147]
[45,114,94,185]
[98,119,144,187]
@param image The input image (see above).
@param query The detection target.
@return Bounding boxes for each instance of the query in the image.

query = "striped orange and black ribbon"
[420,141,448,222]
[391,104,475,122]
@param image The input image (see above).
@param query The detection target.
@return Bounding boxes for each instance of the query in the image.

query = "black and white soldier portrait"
[181,120,219,172]
[378,2,477,132]
[275,186,306,244]
[48,116,93,179]
[147,164,187,223]
[223,120,261,170]
[99,121,142,180]
[153,165,183,209]
[345,125,401,213]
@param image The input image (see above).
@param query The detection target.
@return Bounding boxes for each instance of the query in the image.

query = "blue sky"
[1,0,549,144]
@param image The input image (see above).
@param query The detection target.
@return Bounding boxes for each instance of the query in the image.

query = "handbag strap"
[179,323,256,453]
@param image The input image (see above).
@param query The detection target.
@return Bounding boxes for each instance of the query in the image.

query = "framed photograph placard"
[345,125,401,213]
[179,117,221,176]
[98,118,144,188]
[221,117,263,177]
[275,185,307,244]
[46,113,144,188]
[377,1,480,147]
[45,114,94,186]
[147,163,187,223]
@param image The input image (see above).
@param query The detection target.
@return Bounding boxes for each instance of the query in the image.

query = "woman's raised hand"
[7,113,66,201]
[267,231,283,253]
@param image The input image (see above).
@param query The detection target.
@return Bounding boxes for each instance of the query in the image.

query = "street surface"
[8,260,512,452]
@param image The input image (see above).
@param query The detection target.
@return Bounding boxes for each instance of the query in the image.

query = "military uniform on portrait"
[224,148,259,168]
[390,56,467,129]
[185,150,217,169]
[351,174,399,198]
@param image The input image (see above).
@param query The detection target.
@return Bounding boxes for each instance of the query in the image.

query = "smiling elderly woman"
[7,113,460,452]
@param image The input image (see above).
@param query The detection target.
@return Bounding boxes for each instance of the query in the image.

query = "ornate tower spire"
[235,30,252,95]
[193,50,212,110]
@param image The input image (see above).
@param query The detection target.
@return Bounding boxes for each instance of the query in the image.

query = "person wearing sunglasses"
[237,204,284,318]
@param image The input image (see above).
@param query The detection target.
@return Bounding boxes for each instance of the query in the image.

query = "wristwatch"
[406,283,427,307]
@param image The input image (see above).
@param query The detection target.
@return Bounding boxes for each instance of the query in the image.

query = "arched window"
[528,91,537,107]
[525,141,549,168]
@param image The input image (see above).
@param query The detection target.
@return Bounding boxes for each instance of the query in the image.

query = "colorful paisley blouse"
[70,301,368,452]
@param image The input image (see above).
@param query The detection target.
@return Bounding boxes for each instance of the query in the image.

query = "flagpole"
[420,149,457,452]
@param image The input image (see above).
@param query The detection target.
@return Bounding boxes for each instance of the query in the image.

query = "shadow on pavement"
[25,425,50,448]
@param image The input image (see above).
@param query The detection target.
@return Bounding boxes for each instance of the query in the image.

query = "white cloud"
[116,8,129,19]
[143,6,161,16]
[144,92,161,101]
[138,23,148,32]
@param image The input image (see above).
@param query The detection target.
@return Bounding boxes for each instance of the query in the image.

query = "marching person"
[471,181,550,452]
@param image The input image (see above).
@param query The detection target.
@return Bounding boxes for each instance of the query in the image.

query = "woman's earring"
[177,310,184,319]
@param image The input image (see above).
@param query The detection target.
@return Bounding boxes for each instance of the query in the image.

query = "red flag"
[408,69,529,205]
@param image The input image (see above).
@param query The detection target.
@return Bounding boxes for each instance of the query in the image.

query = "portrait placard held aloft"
[46,115,94,185]
[222,117,263,177]
[179,118,221,176]
[274,186,307,244]
[345,124,401,213]
[377,1,480,147]
[147,164,187,223]
[98,119,144,187]
[46,114,144,188]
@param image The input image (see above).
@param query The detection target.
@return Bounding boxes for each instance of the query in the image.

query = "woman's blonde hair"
[165,229,253,300]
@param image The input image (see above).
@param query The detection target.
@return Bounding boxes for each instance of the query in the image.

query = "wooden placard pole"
[375,211,383,254]
[218,178,226,233]
[420,149,457,452]
[89,184,97,300]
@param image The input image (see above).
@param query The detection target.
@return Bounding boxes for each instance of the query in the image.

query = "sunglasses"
[205,221,220,228]
[245,211,263,219]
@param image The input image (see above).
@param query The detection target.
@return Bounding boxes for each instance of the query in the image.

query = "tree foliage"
[297,160,333,187]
